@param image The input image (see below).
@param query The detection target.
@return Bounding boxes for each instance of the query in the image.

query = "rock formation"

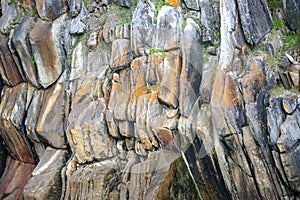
[0,0,299,199]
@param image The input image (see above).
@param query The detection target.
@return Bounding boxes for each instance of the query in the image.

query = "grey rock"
[119,0,131,8]
[12,17,40,87]
[179,18,202,117]
[69,0,82,18]
[30,16,67,88]
[132,0,155,28]
[35,0,67,21]
[183,0,199,10]
[237,0,273,44]
[69,5,88,35]
[200,0,216,43]
[0,84,35,164]
[36,81,66,148]
[279,55,291,69]
[110,39,133,71]
[283,0,300,30]
[0,2,17,33]
[103,15,118,43]
[23,147,68,200]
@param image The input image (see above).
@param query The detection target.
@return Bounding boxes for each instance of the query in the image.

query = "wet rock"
[0,84,35,164]
[12,17,40,87]
[30,17,66,88]
[110,39,133,71]
[36,82,66,148]
[69,5,88,35]
[132,0,155,28]
[35,0,67,21]
[236,0,273,44]
[23,147,68,200]
[0,33,24,86]
[283,0,300,30]
[69,0,82,18]
[0,157,35,200]
[179,18,202,117]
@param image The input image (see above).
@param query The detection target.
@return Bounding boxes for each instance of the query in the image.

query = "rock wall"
[0,0,299,199]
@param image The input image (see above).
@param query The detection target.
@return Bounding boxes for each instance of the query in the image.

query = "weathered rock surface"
[0,0,299,199]
[0,33,24,86]
[29,17,66,88]
[23,147,68,200]
[283,0,300,30]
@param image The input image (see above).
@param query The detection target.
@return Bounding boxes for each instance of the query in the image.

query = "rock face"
[0,0,299,199]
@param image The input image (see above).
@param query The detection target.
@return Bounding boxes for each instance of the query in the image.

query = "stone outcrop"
[0,0,299,199]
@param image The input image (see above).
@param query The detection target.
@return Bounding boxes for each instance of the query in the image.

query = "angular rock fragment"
[110,39,133,71]
[0,84,35,164]
[69,5,88,35]
[35,0,67,21]
[12,17,39,87]
[283,0,300,30]
[0,157,35,200]
[30,17,66,88]
[23,147,68,200]
[0,33,24,86]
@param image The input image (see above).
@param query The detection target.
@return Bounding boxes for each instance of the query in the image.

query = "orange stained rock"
[222,73,242,109]
[211,67,226,105]
[165,0,180,7]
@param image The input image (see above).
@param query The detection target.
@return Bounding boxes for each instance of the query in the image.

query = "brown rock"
[29,18,64,88]
[0,157,35,200]
[110,39,133,71]
[0,33,23,86]
[23,147,68,200]
[158,50,181,108]
[0,84,35,164]
[36,82,66,148]
[35,0,67,21]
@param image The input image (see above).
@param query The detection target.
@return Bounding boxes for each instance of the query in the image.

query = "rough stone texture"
[29,17,65,88]
[0,84,35,164]
[236,0,273,44]
[36,81,66,148]
[0,0,299,199]
[0,33,24,86]
[23,147,68,200]
[12,17,39,87]
[0,157,35,200]
[35,0,67,21]
[283,0,300,30]
[0,2,17,33]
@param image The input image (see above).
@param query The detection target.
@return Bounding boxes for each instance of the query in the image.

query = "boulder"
[12,17,40,87]
[283,0,300,30]
[0,84,35,164]
[23,147,68,200]
[29,16,66,88]
[35,0,67,21]
[0,33,24,86]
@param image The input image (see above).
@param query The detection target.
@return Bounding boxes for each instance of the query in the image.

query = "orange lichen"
[165,0,180,7]
[222,74,242,109]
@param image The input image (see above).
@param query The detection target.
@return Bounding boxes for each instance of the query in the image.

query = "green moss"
[12,17,20,25]
[270,85,299,98]
[182,21,187,29]
[273,19,285,30]
[267,0,282,12]
[8,0,15,6]
[84,0,89,7]
[155,1,171,13]
[283,34,299,50]
[149,48,166,59]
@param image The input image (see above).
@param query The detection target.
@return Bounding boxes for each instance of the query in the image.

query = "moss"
[267,0,282,13]
[84,0,89,7]
[145,86,152,94]
[283,34,299,50]
[8,0,15,6]
[270,85,299,98]
[149,48,166,59]
[12,17,20,25]
[181,21,187,29]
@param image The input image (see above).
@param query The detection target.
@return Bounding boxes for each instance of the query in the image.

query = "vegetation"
[8,0,15,6]
[149,48,166,59]
[182,21,187,29]
[12,17,20,25]
[267,0,282,13]
[84,0,89,7]
[270,85,299,98]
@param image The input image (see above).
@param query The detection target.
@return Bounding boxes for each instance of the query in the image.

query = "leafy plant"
[33,7,39,17]
[8,0,15,6]
[19,11,26,17]
[283,34,299,50]
[182,21,187,29]
[84,0,89,7]
[149,48,166,59]
[273,19,284,30]
[155,1,171,13]
[12,17,20,25]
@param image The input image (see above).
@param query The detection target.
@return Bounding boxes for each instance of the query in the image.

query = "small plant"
[19,11,26,17]
[215,41,220,48]
[283,34,298,50]
[8,0,15,6]
[155,1,171,13]
[273,19,284,30]
[12,17,20,25]
[33,7,39,17]
[84,0,89,7]
[146,86,152,94]
[270,84,299,98]
[149,48,166,59]
[182,21,187,29]
[203,54,209,63]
